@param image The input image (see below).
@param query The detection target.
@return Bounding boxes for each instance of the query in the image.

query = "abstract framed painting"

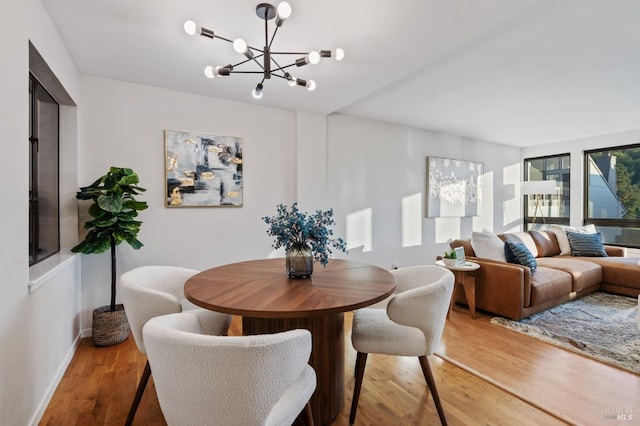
[426,156,483,217]
[165,129,243,207]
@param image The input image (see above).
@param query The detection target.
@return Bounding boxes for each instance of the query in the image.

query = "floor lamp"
[521,180,557,227]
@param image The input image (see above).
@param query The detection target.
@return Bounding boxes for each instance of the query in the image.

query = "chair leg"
[419,355,447,426]
[303,401,314,426]
[349,352,368,425]
[125,359,152,426]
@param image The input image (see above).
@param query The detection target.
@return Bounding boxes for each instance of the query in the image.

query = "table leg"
[460,274,477,319]
[243,313,345,425]
[448,271,476,319]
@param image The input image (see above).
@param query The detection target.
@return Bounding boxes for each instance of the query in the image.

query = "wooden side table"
[436,260,480,319]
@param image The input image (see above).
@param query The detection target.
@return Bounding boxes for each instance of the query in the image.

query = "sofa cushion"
[471,232,506,261]
[566,231,607,257]
[500,232,539,258]
[569,256,640,290]
[529,230,561,257]
[550,224,596,255]
[529,267,572,306]
[504,241,537,272]
[536,257,602,292]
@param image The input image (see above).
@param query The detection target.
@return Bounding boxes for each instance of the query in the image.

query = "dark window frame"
[28,42,75,266]
[523,153,571,230]
[29,73,60,266]
[584,143,640,248]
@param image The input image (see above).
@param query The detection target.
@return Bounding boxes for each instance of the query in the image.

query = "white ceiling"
[42,0,640,147]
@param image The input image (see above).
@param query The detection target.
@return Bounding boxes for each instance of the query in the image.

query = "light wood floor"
[40,306,639,425]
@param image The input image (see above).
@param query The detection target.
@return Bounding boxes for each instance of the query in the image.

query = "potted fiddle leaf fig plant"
[72,167,148,346]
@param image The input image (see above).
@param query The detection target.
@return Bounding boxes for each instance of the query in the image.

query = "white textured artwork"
[165,129,243,207]
[426,156,483,217]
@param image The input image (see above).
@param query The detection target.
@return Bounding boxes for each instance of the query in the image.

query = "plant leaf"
[122,200,148,211]
[97,194,123,213]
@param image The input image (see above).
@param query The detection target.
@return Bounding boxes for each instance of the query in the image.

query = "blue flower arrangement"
[263,203,347,266]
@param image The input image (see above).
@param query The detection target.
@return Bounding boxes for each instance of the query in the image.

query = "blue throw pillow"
[504,241,537,272]
[566,231,608,257]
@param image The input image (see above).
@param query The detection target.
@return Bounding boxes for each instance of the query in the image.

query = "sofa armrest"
[467,257,531,319]
[604,245,627,257]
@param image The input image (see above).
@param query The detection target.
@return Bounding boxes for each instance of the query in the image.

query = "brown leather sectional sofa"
[450,230,640,320]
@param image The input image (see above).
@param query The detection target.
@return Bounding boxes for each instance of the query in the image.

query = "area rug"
[490,292,639,374]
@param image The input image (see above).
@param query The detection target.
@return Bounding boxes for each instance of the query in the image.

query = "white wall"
[326,114,523,269]
[296,111,329,208]
[77,77,525,327]
[78,76,298,332]
[0,0,82,424]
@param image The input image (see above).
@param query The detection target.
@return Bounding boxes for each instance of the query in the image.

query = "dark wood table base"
[243,313,345,425]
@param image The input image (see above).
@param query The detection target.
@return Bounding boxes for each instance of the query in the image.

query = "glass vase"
[286,243,314,278]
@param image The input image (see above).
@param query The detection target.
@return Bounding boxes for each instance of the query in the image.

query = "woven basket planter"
[92,304,130,347]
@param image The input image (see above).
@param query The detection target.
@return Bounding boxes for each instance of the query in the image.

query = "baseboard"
[28,331,82,426]
[81,327,92,338]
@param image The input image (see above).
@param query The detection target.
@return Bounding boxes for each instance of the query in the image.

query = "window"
[29,74,60,265]
[585,144,640,248]
[523,154,570,230]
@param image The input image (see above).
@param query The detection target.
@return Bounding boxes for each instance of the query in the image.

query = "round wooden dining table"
[184,258,396,425]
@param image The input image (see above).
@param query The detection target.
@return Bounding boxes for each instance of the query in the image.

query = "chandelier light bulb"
[234,38,253,59]
[335,48,345,61]
[233,38,248,54]
[204,66,215,79]
[184,20,198,36]
[252,83,263,99]
[307,80,316,91]
[278,2,292,19]
[308,51,320,65]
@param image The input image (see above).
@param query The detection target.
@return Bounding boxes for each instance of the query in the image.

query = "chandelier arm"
[270,51,310,55]
[212,35,234,44]
[252,57,266,72]
[268,25,279,50]
[271,73,291,80]
[270,62,298,73]
[247,46,265,54]
[229,53,265,69]
[270,56,285,71]
[227,71,268,74]
[202,31,266,55]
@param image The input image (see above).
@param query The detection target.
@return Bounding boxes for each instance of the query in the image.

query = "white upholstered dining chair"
[349,265,454,425]
[120,265,232,426]
[143,311,317,426]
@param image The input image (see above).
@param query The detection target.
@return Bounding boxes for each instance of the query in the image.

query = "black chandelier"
[184,2,344,99]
